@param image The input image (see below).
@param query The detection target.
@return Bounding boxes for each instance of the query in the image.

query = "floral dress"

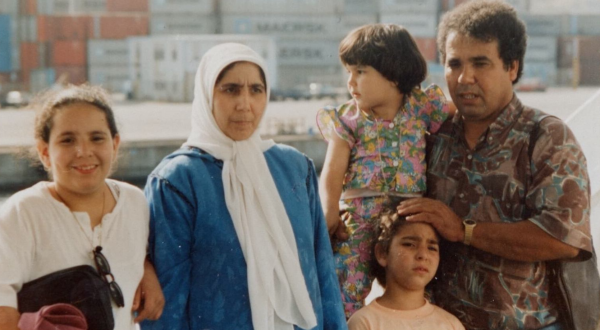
[316,84,450,318]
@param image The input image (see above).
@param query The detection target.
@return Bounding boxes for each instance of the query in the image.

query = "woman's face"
[212,62,267,141]
[37,102,120,196]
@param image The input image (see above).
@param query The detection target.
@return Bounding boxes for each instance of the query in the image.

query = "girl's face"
[376,222,440,293]
[212,62,267,141]
[37,102,120,196]
[345,64,401,113]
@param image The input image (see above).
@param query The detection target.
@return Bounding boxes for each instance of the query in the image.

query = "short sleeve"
[527,117,592,259]
[417,84,450,134]
[316,100,359,148]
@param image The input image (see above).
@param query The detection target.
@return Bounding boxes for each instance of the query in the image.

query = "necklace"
[53,184,106,250]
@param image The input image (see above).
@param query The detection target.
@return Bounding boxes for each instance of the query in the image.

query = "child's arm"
[132,258,165,323]
[319,132,351,239]
[0,307,19,330]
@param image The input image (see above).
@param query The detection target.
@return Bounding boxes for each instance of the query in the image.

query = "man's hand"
[325,211,349,242]
[397,197,464,243]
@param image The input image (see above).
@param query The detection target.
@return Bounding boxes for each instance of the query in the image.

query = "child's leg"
[333,196,385,318]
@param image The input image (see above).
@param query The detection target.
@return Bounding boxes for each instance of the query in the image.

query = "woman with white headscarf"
[140,43,346,330]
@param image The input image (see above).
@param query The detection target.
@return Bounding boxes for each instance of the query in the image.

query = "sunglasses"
[93,246,125,308]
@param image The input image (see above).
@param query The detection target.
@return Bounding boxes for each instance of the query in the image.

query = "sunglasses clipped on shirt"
[93,246,125,308]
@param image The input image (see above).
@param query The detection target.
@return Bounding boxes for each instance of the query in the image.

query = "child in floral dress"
[317,24,451,318]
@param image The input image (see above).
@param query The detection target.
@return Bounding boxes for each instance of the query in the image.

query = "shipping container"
[88,39,128,66]
[558,36,600,68]
[344,0,379,14]
[18,15,37,42]
[150,13,217,35]
[107,0,148,12]
[277,64,344,90]
[0,15,12,72]
[0,0,18,15]
[20,42,39,70]
[522,14,569,36]
[441,0,528,12]
[89,64,130,92]
[36,0,105,14]
[580,58,600,85]
[38,42,52,67]
[522,60,557,85]
[221,15,340,40]
[36,15,54,42]
[525,36,557,62]
[99,15,148,39]
[335,14,378,37]
[380,13,438,38]
[29,67,56,92]
[379,0,439,14]
[54,65,87,85]
[277,40,339,66]
[49,16,95,41]
[149,0,213,14]
[414,37,437,62]
[20,0,37,15]
[575,15,600,36]
[220,0,342,15]
[129,35,277,102]
[52,40,86,66]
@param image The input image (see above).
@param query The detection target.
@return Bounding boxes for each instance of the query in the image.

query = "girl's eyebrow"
[400,236,439,245]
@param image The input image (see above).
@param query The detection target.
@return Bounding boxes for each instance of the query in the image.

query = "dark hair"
[34,84,118,143]
[215,61,267,88]
[437,0,527,84]
[339,24,427,95]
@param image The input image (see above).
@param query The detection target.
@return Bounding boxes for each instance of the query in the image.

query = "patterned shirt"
[427,95,592,330]
[317,84,450,195]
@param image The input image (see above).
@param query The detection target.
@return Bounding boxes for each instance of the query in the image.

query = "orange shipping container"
[106,0,148,12]
[52,41,87,66]
[99,15,149,39]
[414,38,438,62]
[20,42,39,70]
[21,0,37,15]
[55,16,94,40]
[54,66,88,85]
[37,16,55,42]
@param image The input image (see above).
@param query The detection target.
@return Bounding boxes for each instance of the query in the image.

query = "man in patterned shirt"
[397,1,596,329]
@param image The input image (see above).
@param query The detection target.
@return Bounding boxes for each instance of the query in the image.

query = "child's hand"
[325,212,342,235]
[133,259,165,323]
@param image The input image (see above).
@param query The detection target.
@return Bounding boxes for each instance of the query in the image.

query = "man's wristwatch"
[462,219,477,246]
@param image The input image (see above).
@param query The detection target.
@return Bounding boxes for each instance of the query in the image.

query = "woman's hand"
[132,259,165,323]
[0,306,20,330]
[325,211,349,241]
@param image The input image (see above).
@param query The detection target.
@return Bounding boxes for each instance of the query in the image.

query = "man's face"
[444,32,518,125]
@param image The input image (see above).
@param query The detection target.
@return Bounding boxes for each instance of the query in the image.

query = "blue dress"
[140,145,347,330]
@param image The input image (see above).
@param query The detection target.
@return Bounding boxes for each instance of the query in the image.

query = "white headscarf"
[183,43,317,330]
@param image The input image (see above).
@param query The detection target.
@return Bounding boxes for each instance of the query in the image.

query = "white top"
[348,299,465,330]
[0,180,149,330]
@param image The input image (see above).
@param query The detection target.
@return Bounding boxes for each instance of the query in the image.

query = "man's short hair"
[437,0,527,84]
[339,24,427,94]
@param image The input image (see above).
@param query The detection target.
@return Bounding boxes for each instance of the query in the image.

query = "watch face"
[464,220,476,226]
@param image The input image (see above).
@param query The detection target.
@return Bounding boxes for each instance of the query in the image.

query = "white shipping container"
[150,14,217,35]
[36,0,106,14]
[380,13,437,38]
[277,40,340,66]
[379,0,439,13]
[221,15,339,40]
[0,0,17,15]
[277,64,345,90]
[129,35,277,102]
[89,64,130,92]
[525,36,557,62]
[88,39,129,66]
[504,0,529,13]
[522,60,557,85]
[220,0,343,15]
[345,0,379,14]
[18,16,37,42]
[576,15,600,36]
[337,14,378,36]
[30,68,56,93]
[522,14,569,36]
[149,0,213,14]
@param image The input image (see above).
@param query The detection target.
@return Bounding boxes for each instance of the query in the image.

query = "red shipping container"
[37,16,55,42]
[414,38,438,62]
[21,0,37,15]
[54,66,88,85]
[55,16,94,40]
[20,42,39,70]
[52,41,87,66]
[106,0,148,12]
[99,15,149,39]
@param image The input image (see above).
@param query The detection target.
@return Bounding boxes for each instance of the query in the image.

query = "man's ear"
[374,243,388,268]
[509,60,519,83]
[36,140,51,170]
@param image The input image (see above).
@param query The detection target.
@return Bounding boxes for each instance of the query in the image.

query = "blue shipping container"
[0,14,12,72]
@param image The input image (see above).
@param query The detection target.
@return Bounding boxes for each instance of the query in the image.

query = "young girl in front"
[0,85,163,329]
[317,23,452,317]
[347,204,464,330]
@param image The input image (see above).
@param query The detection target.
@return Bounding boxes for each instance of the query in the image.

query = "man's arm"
[0,307,19,330]
[397,198,580,262]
